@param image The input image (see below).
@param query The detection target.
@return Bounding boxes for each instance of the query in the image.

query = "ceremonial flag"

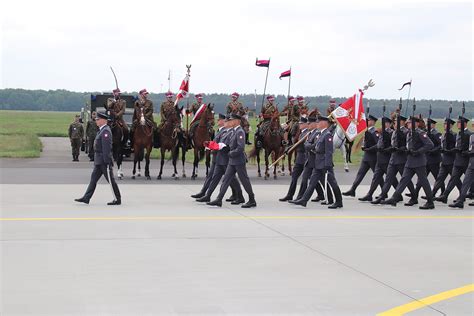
[256,58,270,67]
[174,71,190,116]
[330,90,367,141]
[190,103,207,125]
[398,80,412,91]
[279,69,291,79]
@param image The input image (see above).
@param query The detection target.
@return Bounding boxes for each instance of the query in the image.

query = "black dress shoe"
[311,196,325,202]
[404,199,418,206]
[469,202,474,206]
[466,192,474,199]
[449,201,464,209]
[381,198,398,206]
[231,197,246,205]
[196,196,211,203]
[419,202,435,210]
[342,190,355,197]
[107,199,121,205]
[358,195,372,202]
[225,195,235,202]
[321,201,334,205]
[207,200,222,207]
[290,199,307,207]
[279,196,292,202]
[405,193,412,198]
[74,198,89,204]
[191,192,205,199]
[420,195,427,200]
[241,199,257,208]
[434,196,447,204]
[328,202,343,209]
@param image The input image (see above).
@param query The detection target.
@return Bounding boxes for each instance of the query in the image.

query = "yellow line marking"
[378,283,474,316]
[0,215,473,222]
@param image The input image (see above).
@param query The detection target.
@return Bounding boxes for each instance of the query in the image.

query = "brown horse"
[108,111,128,180]
[132,107,153,180]
[284,123,301,175]
[157,107,181,180]
[191,104,214,179]
[250,111,284,179]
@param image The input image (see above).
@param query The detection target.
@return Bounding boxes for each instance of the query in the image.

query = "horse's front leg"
[256,148,261,177]
[172,148,179,179]
[181,142,187,178]
[342,146,349,172]
[264,150,270,180]
[132,157,137,179]
[145,146,151,180]
[157,149,164,180]
[191,149,198,180]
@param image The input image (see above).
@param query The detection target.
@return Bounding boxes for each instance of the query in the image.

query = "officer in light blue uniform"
[75,112,121,205]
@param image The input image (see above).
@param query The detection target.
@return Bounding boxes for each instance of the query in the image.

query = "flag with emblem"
[330,89,367,141]
[175,70,190,115]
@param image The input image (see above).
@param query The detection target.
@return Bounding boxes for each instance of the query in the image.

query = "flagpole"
[287,67,292,102]
[261,58,270,109]
[404,79,412,117]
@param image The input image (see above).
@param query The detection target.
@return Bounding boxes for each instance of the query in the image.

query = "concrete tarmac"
[0,138,473,315]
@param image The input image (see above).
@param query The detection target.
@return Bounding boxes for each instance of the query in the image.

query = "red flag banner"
[175,73,190,107]
[279,69,291,79]
[256,58,270,67]
[330,90,367,141]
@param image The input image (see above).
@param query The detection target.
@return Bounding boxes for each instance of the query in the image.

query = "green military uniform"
[226,100,249,131]
[133,99,156,130]
[188,101,203,139]
[69,121,84,161]
[159,100,178,129]
[86,119,98,161]
[299,103,309,117]
[106,98,127,127]
[281,102,300,138]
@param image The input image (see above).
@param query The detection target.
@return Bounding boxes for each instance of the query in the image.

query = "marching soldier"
[359,117,398,201]
[431,118,456,197]
[106,88,129,139]
[255,95,285,147]
[289,115,343,208]
[75,112,121,205]
[226,92,251,144]
[132,89,157,147]
[381,116,434,209]
[279,117,310,201]
[449,128,474,208]
[187,93,205,140]
[372,115,416,204]
[69,114,84,162]
[434,116,472,203]
[194,114,243,203]
[86,111,98,161]
[207,113,257,208]
[343,115,379,197]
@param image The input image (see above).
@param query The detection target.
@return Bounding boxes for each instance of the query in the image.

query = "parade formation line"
[377,283,474,316]
[1,215,473,222]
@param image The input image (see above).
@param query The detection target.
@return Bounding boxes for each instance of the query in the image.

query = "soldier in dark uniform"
[343,115,379,197]
[187,93,205,140]
[381,116,434,209]
[290,115,343,208]
[359,117,397,201]
[226,92,250,144]
[431,118,456,197]
[207,113,256,208]
[449,131,474,208]
[372,115,416,204]
[195,115,243,203]
[434,116,472,203]
[86,111,98,161]
[279,117,310,201]
[75,112,121,205]
[69,114,84,162]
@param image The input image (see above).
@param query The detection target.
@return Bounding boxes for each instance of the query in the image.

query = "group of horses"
[108,106,353,180]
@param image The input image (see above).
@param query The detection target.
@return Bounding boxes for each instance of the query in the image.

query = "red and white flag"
[330,89,367,141]
[175,72,190,115]
[190,103,207,125]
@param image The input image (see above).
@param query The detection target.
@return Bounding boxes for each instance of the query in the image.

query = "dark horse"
[132,107,153,180]
[250,111,284,180]
[157,107,182,180]
[191,104,214,179]
[108,112,129,180]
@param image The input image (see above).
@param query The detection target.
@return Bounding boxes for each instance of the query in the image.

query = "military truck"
[82,93,137,157]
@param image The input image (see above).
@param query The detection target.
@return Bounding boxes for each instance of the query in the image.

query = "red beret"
[139,89,149,95]
[166,91,174,97]
[113,88,121,94]
[296,96,304,101]
[267,95,275,101]
[195,93,203,99]
[231,92,239,97]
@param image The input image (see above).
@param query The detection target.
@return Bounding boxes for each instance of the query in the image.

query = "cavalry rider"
[158,91,181,132]
[297,96,309,117]
[226,92,251,145]
[281,96,300,145]
[187,93,213,142]
[131,89,157,147]
[106,88,129,140]
[254,95,285,148]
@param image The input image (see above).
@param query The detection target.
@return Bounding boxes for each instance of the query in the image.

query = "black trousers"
[285,163,304,199]
[393,166,433,202]
[296,166,326,201]
[414,163,441,197]
[216,164,254,201]
[350,160,376,192]
[88,140,95,159]
[380,163,415,197]
[301,167,341,203]
[442,165,467,198]
[457,167,474,202]
[366,162,397,197]
[201,161,216,193]
[432,164,453,196]
[206,164,242,199]
[83,164,121,201]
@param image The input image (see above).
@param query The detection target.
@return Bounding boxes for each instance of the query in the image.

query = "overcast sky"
[1,0,472,100]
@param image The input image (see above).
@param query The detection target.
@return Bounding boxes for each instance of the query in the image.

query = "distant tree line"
[0,88,472,119]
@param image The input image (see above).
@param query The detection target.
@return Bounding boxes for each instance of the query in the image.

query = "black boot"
[469,202,474,206]
[358,194,372,202]
[279,196,292,202]
[381,194,402,206]
[241,195,256,208]
[289,199,307,207]
[74,197,89,204]
[449,200,464,209]
[196,195,211,203]
[207,199,222,207]
[107,199,121,205]
[434,195,448,204]
[371,195,387,205]
[419,202,435,210]
[328,201,343,209]
[245,133,252,145]
[311,196,325,202]
[342,190,356,197]
[225,195,236,202]
[404,198,418,206]
[191,191,205,199]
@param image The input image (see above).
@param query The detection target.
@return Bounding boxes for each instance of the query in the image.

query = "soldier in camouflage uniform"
[69,114,84,161]
[281,96,300,144]
[226,92,251,144]
[106,88,129,140]
[131,89,157,146]
[255,95,285,148]
[86,111,98,161]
